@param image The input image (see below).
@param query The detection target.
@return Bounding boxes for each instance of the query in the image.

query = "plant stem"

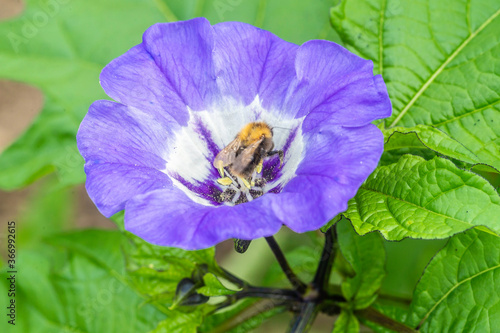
[211,286,299,315]
[377,292,412,305]
[311,225,337,293]
[265,236,307,293]
[216,266,247,288]
[355,307,418,333]
[288,302,319,333]
[235,286,302,302]
[210,299,285,333]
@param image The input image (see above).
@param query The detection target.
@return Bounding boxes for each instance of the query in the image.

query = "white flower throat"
[163,96,305,206]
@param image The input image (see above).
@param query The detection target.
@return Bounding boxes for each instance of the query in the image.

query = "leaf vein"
[389,7,500,127]
[378,0,387,75]
[417,263,500,329]
[434,99,500,127]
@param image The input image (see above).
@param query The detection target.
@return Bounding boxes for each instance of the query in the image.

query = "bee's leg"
[267,150,284,167]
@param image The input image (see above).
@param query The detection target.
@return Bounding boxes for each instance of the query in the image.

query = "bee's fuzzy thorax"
[238,122,272,146]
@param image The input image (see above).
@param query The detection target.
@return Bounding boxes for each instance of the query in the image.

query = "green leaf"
[198,273,236,297]
[383,125,480,165]
[337,219,386,309]
[0,0,165,189]
[331,0,500,170]
[0,0,339,190]
[345,155,500,240]
[333,310,360,333]
[124,232,219,302]
[381,238,446,301]
[321,214,342,233]
[167,0,341,44]
[0,104,85,190]
[150,310,203,333]
[16,177,74,246]
[408,229,500,332]
[0,230,165,333]
[109,212,222,306]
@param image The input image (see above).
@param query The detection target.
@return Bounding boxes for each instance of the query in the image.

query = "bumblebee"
[213,122,283,192]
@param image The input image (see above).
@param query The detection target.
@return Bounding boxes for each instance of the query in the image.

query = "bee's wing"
[230,137,264,175]
[213,137,242,169]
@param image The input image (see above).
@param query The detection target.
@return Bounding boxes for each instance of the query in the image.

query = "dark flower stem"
[282,226,338,333]
[377,292,412,305]
[288,302,319,333]
[265,236,307,293]
[216,266,248,288]
[211,286,299,314]
[311,225,337,294]
[210,299,285,333]
[210,224,415,333]
[236,286,302,302]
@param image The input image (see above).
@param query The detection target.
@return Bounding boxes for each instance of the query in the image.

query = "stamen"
[232,190,241,204]
[251,170,257,187]
[256,160,263,174]
[241,178,252,189]
[224,169,237,184]
[216,161,225,177]
[245,191,253,202]
[237,177,249,190]
[217,177,233,186]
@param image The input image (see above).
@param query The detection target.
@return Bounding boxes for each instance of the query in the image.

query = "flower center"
[162,97,305,207]
[213,121,284,205]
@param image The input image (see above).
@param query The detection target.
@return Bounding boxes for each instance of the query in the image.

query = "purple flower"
[77,18,391,250]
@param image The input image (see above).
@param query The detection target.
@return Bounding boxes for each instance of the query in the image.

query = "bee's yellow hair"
[237,122,272,146]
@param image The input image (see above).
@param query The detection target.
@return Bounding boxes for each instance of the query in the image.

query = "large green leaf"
[337,219,386,309]
[408,229,500,332]
[345,155,500,240]
[0,230,165,333]
[0,0,339,190]
[331,0,500,170]
[383,125,480,165]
